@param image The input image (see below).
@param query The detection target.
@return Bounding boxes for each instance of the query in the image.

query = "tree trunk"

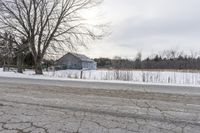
[3,59,6,72]
[35,59,43,75]
[17,53,23,73]
[7,57,10,71]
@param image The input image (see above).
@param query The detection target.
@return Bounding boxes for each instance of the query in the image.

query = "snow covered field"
[1,68,200,86]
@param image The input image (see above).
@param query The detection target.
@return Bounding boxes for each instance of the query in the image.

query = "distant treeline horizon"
[94,50,200,70]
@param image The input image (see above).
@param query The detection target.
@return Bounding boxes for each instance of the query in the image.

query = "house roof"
[54,52,95,63]
[69,53,94,62]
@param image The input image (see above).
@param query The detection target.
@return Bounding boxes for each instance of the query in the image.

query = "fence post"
[80,70,83,79]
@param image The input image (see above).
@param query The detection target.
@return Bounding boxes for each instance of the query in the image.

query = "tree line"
[2,48,200,70]
[94,50,200,70]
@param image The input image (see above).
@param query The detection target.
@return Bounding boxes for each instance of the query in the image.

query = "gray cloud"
[81,0,200,58]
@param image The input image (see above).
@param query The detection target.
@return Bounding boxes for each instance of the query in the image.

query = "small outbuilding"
[55,52,97,70]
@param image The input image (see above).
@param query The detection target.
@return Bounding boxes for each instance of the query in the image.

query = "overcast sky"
[79,0,200,59]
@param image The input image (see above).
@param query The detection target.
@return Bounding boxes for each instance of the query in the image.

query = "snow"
[0,68,200,86]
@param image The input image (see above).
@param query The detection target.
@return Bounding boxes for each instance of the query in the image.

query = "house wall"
[56,54,82,69]
[82,61,97,70]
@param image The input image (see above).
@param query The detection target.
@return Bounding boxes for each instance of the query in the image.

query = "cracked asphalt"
[0,77,200,133]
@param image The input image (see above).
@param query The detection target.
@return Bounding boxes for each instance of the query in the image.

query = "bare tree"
[0,32,15,71]
[0,32,29,73]
[0,0,105,74]
[162,49,180,60]
[15,38,29,73]
[135,52,142,69]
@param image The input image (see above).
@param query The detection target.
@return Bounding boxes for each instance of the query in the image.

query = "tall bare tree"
[0,0,105,74]
[15,38,29,73]
[0,32,29,73]
[0,32,15,71]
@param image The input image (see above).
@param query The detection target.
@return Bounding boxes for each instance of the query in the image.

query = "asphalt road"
[0,77,200,133]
